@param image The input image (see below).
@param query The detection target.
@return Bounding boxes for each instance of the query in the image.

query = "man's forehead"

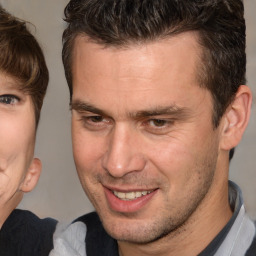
[72,31,202,85]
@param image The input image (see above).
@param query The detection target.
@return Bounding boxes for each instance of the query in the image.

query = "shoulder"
[0,209,57,256]
[5,209,57,236]
[10,208,57,226]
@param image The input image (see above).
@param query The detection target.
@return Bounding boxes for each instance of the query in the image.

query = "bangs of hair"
[0,22,47,93]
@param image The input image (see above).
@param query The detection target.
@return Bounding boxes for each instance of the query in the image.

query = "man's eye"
[144,118,175,135]
[80,115,111,131]
[148,119,168,127]
[89,116,104,123]
[0,95,19,105]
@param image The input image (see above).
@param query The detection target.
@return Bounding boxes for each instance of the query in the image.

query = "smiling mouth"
[112,190,154,200]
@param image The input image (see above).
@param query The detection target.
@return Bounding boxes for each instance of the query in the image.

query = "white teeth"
[113,190,153,200]
[113,191,126,199]
[135,191,142,198]
[126,192,135,200]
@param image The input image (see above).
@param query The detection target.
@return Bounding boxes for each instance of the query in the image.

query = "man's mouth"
[104,186,158,212]
[112,190,154,200]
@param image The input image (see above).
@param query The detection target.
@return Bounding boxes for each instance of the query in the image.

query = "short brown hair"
[62,0,246,128]
[0,5,49,127]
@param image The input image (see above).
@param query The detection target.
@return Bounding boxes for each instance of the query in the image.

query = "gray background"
[0,0,255,222]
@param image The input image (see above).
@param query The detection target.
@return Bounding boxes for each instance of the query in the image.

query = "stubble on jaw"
[93,154,217,245]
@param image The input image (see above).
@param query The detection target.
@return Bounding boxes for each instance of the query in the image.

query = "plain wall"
[0,0,255,222]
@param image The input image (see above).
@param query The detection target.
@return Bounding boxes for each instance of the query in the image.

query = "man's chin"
[101,217,174,245]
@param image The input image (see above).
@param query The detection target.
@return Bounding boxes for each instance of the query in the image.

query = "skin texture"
[0,72,41,228]
[71,32,252,256]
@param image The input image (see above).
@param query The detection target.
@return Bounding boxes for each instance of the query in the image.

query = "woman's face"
[0,72,40,225]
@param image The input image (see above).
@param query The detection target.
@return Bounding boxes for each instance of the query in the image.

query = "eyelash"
[0,94,20,105]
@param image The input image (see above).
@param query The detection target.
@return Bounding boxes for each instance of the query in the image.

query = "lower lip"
[104,187,158,213]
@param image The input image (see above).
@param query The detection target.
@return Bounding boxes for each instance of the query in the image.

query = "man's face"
[0,72,36,215]
[71,32,225,243]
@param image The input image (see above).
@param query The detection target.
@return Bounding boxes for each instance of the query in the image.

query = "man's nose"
[102,124,146,178]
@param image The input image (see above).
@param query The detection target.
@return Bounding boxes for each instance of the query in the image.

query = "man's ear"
[20,158,42,193]
[220,85,252,150]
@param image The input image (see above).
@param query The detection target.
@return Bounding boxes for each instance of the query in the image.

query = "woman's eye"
[0,95,19,105]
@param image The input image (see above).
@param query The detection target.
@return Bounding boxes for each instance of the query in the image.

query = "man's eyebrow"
[132,105,191,119]
[71,100,191,120]
[70,100,106,116]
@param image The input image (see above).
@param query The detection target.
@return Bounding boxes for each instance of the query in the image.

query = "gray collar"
[215,181,255,256]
